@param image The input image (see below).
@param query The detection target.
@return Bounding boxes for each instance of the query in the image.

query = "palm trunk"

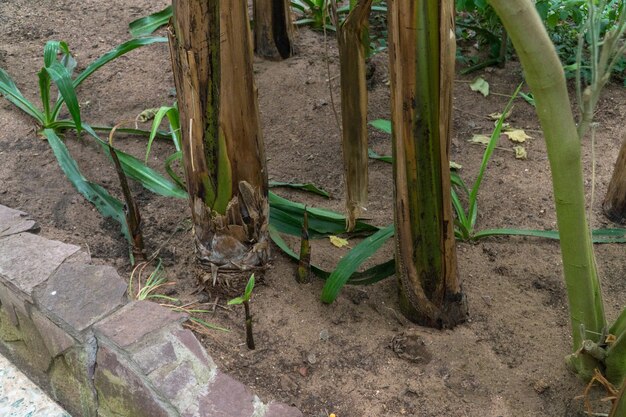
[253,0,294,60]
[388,0,467,328]
[603,135,626,224]
[169,0,270,270]
[336,0,372,231]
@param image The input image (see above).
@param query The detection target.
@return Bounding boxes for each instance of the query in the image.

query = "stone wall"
[0,205,301,417]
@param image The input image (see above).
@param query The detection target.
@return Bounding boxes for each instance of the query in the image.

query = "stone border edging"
[0,205,302,417]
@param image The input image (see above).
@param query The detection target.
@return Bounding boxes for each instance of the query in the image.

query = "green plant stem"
[243,301,255,350]
[488,0,606,380]
[296,210,311,283]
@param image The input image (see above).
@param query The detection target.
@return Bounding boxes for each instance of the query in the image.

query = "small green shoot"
[228,274,256,350]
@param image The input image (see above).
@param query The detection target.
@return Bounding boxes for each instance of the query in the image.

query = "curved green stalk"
[487,0,606,379]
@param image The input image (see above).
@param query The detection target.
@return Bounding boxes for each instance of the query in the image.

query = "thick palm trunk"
[169,0,269,269]
[253,0,294,60]
[388,0,467,328]
[336,0,372,231]
[603,136,626,224]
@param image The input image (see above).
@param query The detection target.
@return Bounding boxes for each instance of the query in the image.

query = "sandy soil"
[1,1,626,416]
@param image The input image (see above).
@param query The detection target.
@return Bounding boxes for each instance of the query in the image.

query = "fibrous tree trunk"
[603,135,626,224]
[335,0,373,231]
[169,0,270,270]
[253,0,294,60]
[388,0,467,328]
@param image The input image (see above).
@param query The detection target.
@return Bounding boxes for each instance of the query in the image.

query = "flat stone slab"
[94,301,187,348]
[34,263,127,335]
[0,205,39,238]
[0,233,80,299]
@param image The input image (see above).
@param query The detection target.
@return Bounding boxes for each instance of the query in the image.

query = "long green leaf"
[129,6,173,37]
[145,105,176,162]
[74,37,168,87]
[43,129,129,241]
[467,83,523,227]
[164,151,186,190]
[37,69,51,121]
[269,181,331,198]
[320,225,394,303]
[0,68,44,121]
[269,191,379,237]
[46,61,82,131]
[369,119,392,133]
[43,40,69,67]
[83,125,187,199]
[49,37,167,120]
[268,225,394,285]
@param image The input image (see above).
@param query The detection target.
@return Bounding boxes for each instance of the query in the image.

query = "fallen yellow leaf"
[329,236,349,248]
[504,129,532,143]
[470,134,491,145]
[488,106,514,120]
[513,145,527,160]
[449,161,463,170]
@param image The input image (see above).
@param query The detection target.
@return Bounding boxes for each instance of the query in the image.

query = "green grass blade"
[320,224,395,303]
[37,69,51,121]
[129,6,172,37]
[269,181,331,198]
[46,61,82,131]
[43,40,69,67]
[0,68,45,121]
[83,125,187,199]
[369,119,392,134]
[74,37,168,88]
[145,105,175,162]
[165,103,181,151]
[42,128,129,241]
[450,188,469,230]
[467,83,523,225]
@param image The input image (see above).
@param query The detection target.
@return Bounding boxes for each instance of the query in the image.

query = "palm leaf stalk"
[333,0,373,231]
[388,0,467,328]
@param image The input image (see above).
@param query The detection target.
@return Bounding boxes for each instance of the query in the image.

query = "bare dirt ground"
[1,1,626,416]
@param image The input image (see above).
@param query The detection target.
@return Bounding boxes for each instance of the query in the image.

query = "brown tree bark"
[603,135,626,224]
[253,0,294,60]
[335,0,372,231]
[169,0,270,270]
[388,0,467,328]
